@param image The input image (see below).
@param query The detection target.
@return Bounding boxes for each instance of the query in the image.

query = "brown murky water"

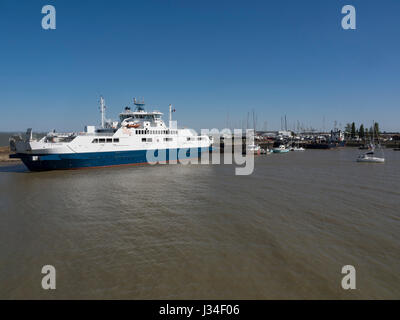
[0,149,399,299]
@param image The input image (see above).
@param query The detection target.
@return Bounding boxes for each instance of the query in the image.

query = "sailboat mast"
[372,120,375,145]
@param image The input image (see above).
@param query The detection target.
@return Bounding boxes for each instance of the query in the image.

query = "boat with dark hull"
[304,129,346,150]
[305,141,345,149]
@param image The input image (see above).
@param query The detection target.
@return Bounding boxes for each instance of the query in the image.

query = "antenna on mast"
[99,96,106,128]
[169,104,176,129]
[285,115,287,131]
[169,104,172,126]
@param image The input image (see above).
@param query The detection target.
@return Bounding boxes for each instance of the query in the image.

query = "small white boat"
[291,146,305,151]
[356,152,385,163]
[247,144,262,155]
[272,145,290,153]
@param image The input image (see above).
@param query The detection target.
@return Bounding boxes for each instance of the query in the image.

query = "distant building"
[330,129,345,142]
[278,130,293,138]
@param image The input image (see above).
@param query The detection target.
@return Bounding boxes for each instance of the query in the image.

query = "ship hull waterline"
[11,147,212,171]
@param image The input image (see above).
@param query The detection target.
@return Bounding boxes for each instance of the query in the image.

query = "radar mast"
[133,97,145,111]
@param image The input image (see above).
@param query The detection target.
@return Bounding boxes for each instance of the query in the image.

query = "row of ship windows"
[92,137,204,144]
[141,138,173,142]
[135,130,177,135]
[142,137,203,142]
[91,137,174,143]
[92,138,119,143]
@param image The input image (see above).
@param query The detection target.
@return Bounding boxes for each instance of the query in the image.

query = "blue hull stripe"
[15,147,211,171]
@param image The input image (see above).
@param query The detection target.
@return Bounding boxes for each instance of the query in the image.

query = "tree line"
[344,122,380,140]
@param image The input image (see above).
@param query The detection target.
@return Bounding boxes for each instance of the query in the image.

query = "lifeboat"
[126,123,140,128]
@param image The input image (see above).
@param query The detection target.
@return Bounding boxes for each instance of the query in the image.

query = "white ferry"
[10,97,212,171]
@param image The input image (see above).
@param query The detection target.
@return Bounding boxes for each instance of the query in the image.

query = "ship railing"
[78,132,115,136]
[9,136,21,152]
[9,135,23,142]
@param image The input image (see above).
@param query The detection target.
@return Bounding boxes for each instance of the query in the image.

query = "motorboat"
[272,145,289,153]
[356,152,385,163]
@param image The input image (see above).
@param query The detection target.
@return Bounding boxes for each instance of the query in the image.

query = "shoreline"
[0,146,21,163]
[1,143,399,163]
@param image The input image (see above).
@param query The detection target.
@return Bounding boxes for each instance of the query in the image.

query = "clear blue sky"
[0,0,399,132]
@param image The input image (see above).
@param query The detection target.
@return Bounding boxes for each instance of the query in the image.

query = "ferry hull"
[11,147,211,171]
